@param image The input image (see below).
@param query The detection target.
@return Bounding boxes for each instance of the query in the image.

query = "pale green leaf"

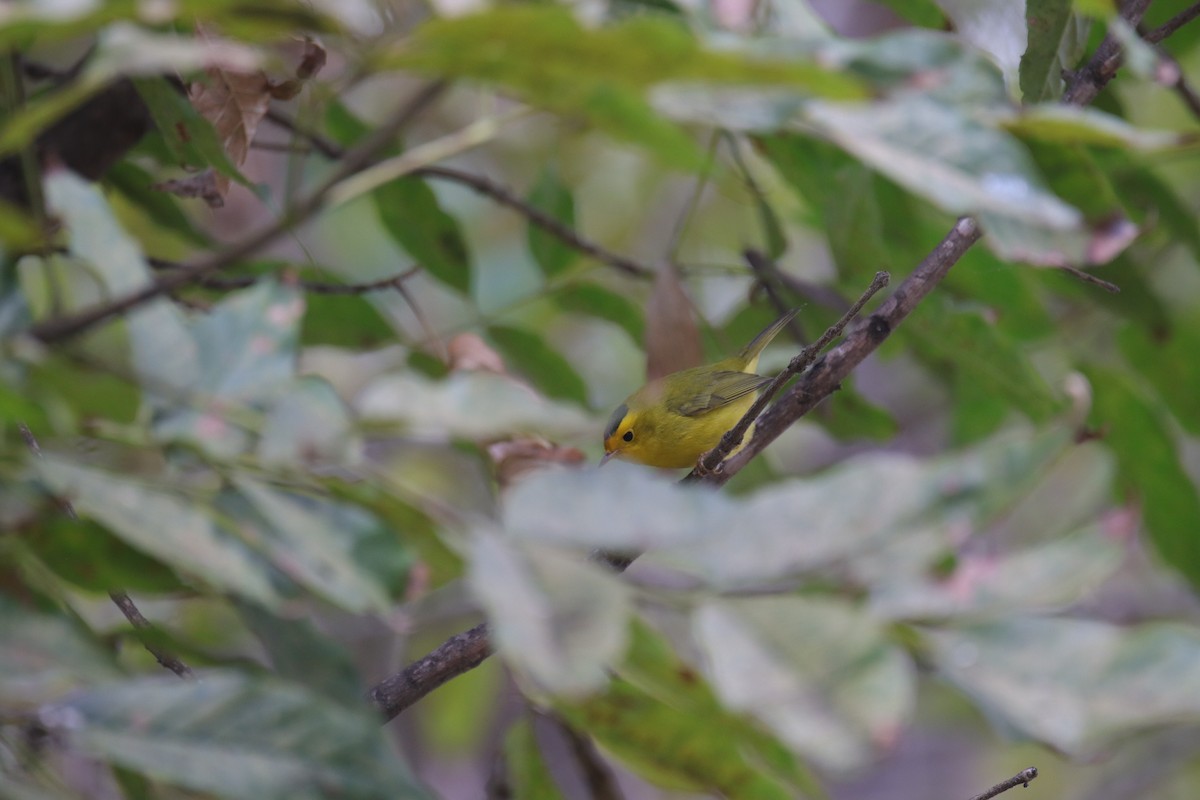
[52,672,428,800]
[356,370,592,440]
[468,531,630,695]
[694,597,914,770]
[928,618,1200,753]
[37,457,280,607]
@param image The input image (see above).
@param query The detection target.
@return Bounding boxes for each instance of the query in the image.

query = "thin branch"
[1144,2,1200,44]
[27,82,446,344]
[1057,264,1121,294]
[107,592,195,679]
[419,166,652,278]
[265,108,653,278]
[742,248,816,344]
[967,767,1039,800]
[691,270,890,478]
[147,258,421,294]
[713,219,981,481]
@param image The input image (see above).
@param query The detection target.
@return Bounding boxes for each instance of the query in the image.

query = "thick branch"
[370,622,491,720]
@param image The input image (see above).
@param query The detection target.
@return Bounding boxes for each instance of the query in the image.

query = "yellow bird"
[601,309,797,468]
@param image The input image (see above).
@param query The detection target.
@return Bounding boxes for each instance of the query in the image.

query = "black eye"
[623,430,634,442]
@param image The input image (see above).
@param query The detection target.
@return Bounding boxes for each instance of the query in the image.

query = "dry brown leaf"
[487,436,586,488]
[447,332,507,374]
[645,262,702,380]
[186,32,327,200]
[188,63,271,199]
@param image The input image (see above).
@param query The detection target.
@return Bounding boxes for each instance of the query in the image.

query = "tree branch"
[690,270,890,479]
[364,0,1159,721]
[26,82,446,344]
[967,767,1039,800]
[265,109,654,278]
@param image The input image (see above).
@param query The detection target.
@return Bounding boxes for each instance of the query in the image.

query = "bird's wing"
[673,371,772,417]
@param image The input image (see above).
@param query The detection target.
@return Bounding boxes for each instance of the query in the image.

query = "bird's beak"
[599,450,617,467]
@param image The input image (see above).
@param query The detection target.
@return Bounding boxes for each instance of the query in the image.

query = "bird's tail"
[737,308,799,371]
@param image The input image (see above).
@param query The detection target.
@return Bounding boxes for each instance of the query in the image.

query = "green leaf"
[609,618,825,797]
[526,166,577,277]
[0,603,121,707]
[815,383,898,442]
[258,376,360,468]
[1097,150,1200,263]
[1020,0,1082,103]
[1003,105,1178,150]
[468,531,630,695]
[230,477,394,613]
[235,602,363,707]
[153,279,304,457]
[356,369,592,440]
[867,0,945,27]
[26,517,184,594]
[301,292,395,347]
[1119,320,1200,435]
[502,719,567,800]
[53,672,429,800]
[389,7,865,169]
[554,283,645,342]
[692,597,914,770]
[927,618,1200,753]
[103,161,210,247]
[559,678,798,799]
[37,457,281,608]
[901,297,1062,425]
[374,176,471,294]
[503,454,935,587]
[131,76,247,183]
[1084,366,1200,590]
[42,170,200,399]
[487,324,590,406]
[870,525,1123,620]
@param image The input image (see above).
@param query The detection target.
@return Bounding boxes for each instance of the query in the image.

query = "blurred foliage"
[1,0,1199,798]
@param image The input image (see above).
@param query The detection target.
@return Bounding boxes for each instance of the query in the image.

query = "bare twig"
[265,109,653,278]
[1057,264,1122,294]
[742,249,810,344]
[967,767,1039,800]
[690,270,890,478]
[27,82,446,344]
[107,592,195,679]
[148,258,421,294]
